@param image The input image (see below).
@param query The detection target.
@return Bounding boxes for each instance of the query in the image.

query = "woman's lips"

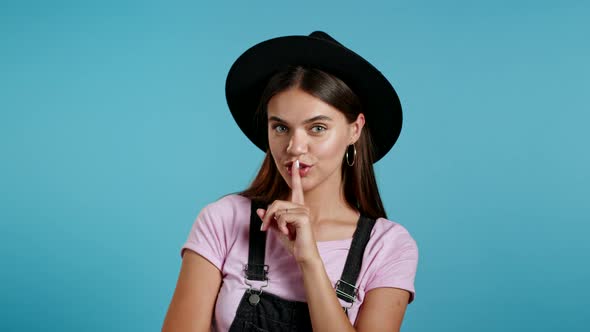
[287,164,312,177]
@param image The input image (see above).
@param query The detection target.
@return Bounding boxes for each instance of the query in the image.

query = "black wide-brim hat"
[225,31,402,163]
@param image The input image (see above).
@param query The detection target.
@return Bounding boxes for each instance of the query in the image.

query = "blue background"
[1,0,588,331]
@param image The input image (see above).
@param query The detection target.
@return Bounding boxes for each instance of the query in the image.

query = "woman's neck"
[288,172,356,224]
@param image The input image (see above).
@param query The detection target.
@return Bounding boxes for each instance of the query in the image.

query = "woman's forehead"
[267,88,346,123]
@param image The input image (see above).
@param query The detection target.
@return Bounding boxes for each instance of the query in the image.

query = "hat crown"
[308,31,343,47]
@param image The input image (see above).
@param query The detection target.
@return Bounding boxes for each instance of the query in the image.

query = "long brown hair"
[239,66,387,220]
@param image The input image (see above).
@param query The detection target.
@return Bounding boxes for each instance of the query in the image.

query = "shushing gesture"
[257,160,319,264]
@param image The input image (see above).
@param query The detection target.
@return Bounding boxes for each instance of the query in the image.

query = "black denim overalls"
[228,201,376,332]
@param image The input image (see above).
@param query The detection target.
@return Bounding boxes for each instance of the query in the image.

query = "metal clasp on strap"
[244,264,269,305]
[244,264,268,304]
[244,264,269,282]
[335,279,358,310]
[245,277,269,293]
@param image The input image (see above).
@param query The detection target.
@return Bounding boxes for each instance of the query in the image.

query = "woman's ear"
[349,113,366,144]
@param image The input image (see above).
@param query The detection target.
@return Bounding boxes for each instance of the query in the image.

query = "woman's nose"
[286,129,308,155]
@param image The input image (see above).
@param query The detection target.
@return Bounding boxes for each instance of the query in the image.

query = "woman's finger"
[290,160,305,205]
[276,216,289,235]
[256,208,267,230]
[260,200,288,231]
[259,201,307,232]
[272,207,292,235]
[275,210,307,235]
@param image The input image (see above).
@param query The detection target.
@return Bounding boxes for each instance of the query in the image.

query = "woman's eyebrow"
[268,116,285,123]
[268,115,333,124]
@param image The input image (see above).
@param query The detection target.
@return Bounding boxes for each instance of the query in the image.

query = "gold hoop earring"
[345,144,356,166]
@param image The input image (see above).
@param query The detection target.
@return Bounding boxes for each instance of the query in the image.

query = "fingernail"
[295,160,300,169]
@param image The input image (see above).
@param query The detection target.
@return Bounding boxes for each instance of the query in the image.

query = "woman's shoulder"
[201,193,251,214]
[194,194,252,226]
[361,217,419,304]
[367,217,419,253]
[181,194,252,262]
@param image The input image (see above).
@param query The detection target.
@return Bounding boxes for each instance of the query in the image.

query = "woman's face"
[267,87,364,193]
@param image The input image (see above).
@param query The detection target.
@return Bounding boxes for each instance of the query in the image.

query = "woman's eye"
[273,125,288,133]
[311,125,327,133]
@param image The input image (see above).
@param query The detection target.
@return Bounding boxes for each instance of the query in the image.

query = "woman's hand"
[257,160,320,264]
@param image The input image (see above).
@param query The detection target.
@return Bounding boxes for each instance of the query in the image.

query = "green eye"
[272,125,287,133]
[311,125,327,133]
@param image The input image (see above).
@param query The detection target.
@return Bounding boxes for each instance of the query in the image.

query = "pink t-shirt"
[181,194,418,331]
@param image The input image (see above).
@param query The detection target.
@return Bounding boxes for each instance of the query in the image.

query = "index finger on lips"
[291,160,304,205]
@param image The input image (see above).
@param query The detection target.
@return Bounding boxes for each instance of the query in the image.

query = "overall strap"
[336,215,377,305]
[245,200,268,281]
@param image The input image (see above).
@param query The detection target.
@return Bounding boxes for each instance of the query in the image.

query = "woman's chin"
[281,174,314,192]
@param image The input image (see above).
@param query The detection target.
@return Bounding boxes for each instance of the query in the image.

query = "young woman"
[162,31,418,332]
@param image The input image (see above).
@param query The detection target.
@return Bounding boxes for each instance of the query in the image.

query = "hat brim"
[225,34,402,163]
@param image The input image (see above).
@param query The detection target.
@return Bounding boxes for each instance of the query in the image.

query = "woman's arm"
[162,249,222,332]
[299,259,410,332]
[354,287,410,331]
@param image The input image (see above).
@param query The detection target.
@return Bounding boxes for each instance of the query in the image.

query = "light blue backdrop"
[1,0,588,331]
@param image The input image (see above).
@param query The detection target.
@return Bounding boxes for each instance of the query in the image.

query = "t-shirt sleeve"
[180,196,238,271]
[365,224,419,304]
